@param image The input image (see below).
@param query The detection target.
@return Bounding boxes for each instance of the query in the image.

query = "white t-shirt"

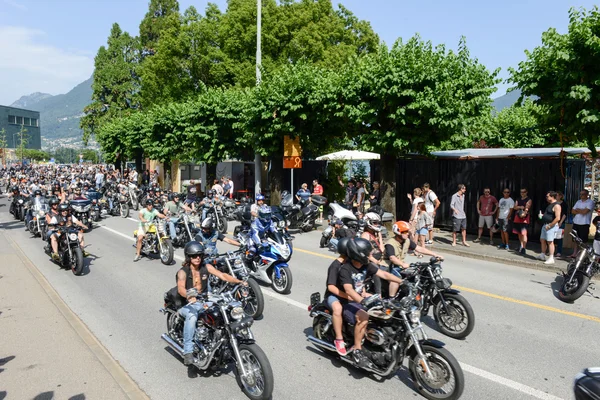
[356,187,365,204]
[498,197,515,220]
[573,199,595,225]
[424,191,438,213]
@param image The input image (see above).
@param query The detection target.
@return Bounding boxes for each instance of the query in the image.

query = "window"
[31,118,38,127]
[8,115,15,124]
[16,116,23,125]
[24,117,30,126]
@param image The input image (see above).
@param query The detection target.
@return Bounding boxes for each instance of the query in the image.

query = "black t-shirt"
[324,259,343,298]
[593,216,600,241]
[337,262,379,296]
[384,240,417,258]
[335,227,354,239]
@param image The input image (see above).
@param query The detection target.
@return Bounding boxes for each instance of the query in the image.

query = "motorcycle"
[203,203,228,234]
[307,287,464,400]
[221,195,239,221]
[558,231,599,302]
[127,184,140,211]
[574,367,600,399]
[208,251,265,319]
[134,219,174,265]
[71,198,93,231]
[275,191,324,232]
[170,213,199,248]
[391,257,475,339]
[238,230,294,294]
[28,200,49,239]
[320,202,359,248]
[12,195,25,221]
[85,188,102,222]
[160,286,274,400]
[105,190,130,218]
[44,225,85,275]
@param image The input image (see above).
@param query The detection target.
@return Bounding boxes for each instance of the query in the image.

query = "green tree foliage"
[22,149,50,162]
[139,0,180,52]
[343,37,499,216]
[509,6,600,155]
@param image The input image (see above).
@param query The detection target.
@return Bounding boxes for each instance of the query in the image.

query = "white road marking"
[98,222,566,400]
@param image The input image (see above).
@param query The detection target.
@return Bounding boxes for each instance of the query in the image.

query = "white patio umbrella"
[316,150,380,160]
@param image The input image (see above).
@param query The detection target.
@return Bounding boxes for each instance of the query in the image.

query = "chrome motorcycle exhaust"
[307,335,337,352]
[161,333,184,356]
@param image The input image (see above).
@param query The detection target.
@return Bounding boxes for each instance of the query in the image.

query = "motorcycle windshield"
[281,193,293,207]
[330,203,356,221]
[268,230,285,245]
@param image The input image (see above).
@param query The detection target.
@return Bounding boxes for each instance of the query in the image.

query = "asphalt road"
[2,198,599,400]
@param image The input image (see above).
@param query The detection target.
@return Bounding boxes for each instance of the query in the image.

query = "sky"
[0,0,598,106]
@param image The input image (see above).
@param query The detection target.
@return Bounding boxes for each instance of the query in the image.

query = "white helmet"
[364,212,382,232]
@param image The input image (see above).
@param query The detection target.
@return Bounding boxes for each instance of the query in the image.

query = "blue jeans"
[329,238,339,251]
[179,301,204,355]
[202,208,209,222]
[168,217,178,240]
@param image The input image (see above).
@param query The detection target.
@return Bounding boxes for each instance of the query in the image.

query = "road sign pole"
[291,168,293,194]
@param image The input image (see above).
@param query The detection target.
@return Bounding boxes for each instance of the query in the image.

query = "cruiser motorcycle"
[28,201,49,239]
[308,287,464,400]
[558,231,599,302]
[160,286,274,400]
[134,219,174,265]
[71,198,93,231]
[170,213,199,248]
[44,225,84,276]
[275,191,325,232]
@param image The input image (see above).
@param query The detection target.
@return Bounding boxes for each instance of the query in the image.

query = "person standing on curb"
[369,181,380,208]
[512,188,532,255]
[450,184,469,247]
[536,191,561,265]
[496,188,514,250]
[474,187,498,245]
[423,183,440,245]
[554,192,568,257]
[570,189,595,258]
[312,179,324,221]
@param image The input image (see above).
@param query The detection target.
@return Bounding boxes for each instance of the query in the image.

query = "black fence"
[371,157,585,241]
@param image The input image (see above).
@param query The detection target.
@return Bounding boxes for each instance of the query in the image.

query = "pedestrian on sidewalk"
[312,179,324,221]
[369,181,380,208]
[474,187,498,245]
[450,184,469,247]
[423,183,440,245]
[536,191,561,265]
[415,202,433,251]
[513,188,532,255]
[591,206,600,255]
[497,188,514,250]
[554,192,568,257]
[407,187,423,242]
[570,189,595,258]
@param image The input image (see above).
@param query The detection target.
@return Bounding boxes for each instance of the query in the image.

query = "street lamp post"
[254,0,262,199]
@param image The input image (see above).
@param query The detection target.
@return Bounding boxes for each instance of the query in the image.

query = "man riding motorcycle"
[194,218,240,256]
[25,189,44,229]
[163,192,193,241]
[134,199,169,262]
[176,241,247,365]
[198,189,220,222]
[250,194,266,218]
[47,203,90,260]
[247,205,278,258]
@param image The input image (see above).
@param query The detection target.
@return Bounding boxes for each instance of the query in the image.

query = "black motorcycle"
[104,190,130,218]
[574,368,600,399]
[71,198,93,231]
[11,194,26,221]
[558,231,599,302]
[203,203,228,234]
[44,225,84,275]
[161,286,274,400]
[276,191,325,232]
[170,213,199,248]
[308,288,464,400]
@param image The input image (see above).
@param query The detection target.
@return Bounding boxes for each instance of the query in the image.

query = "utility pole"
[254,0,262,199]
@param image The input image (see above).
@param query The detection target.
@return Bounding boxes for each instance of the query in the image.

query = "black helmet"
[346,238,372,265]
[49,197,60,206]
[11,185,18,192]
[34,189,42,196]
[184,241,205,259]
[145,198,153,206]
[58,203,69,212]
[337,237,351,257]
[208,189,215,197]
[201,218,214,231]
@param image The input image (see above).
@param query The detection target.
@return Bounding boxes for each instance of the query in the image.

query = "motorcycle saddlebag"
[164,286,186,310]
[311,195,327,206]
[301,204,318,216]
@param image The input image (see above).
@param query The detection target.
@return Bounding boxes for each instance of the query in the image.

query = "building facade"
[0,105,42,149]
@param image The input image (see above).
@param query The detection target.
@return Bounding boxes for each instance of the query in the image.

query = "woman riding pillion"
[134,199,169,262]
[176,241,247,365]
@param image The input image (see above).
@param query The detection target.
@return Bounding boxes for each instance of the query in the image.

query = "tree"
[17,124,28,164]
[0,128,6,166]
[22,149,50,162]
[139,0,180,53]
[343,37,499,217]
[509,6,600,155]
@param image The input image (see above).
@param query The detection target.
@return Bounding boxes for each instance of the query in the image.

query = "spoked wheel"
[120,203,130,218]
[434,293,475,339]
[159,239,174,265]
[558,268,590,302]
[409,345,464,400]
[236,278,264,319]
[270,267,293,294]
[217,217,227,234]
[235,343,274,400]
[312,315,334,343]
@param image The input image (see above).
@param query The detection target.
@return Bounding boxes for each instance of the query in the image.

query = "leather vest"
[177,265,209,293]
[382,237,409,266]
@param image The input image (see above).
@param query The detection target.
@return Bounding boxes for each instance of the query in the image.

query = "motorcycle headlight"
[18,199,23,204]
[68,233,78,241]
[409,307,421,324]
[278,221,285,228]
[230,306,245,320]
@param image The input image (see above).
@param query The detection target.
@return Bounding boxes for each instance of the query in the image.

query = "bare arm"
[388,255,409,269]
[207,264,244,285]
[376,269,403,284]
[343,283,364,303]
[177,270,188,299]
[327,284,350,300]
[224,237,241,247]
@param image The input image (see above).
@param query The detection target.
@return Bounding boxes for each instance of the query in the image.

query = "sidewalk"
[430,229,570,273]
[0,229,147,400]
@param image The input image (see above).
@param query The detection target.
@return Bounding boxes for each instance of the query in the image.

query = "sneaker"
[536,254,547,261]
[425,240,433,245]
[334,339,347,356]
[489,240,494,246]
[352,349,370,368]
[520,248,526,255]
[497,244,505,250]
[133,255,141,262]
[82,251,90,257]
[505,244,510,250]
[473,238,481,243]
[183,353,194,366]
[544,257,555,265]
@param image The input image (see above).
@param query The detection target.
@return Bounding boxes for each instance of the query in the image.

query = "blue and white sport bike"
[239,229,294,294]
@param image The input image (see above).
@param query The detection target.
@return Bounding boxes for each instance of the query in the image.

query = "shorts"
[497,218,510,232]
[512,223,528,235]
[478,215,494,228]
[428,212,435,230]
[342,302,365,325]
[593,240,600,255]
[573,224,591,243]
[326,295,341,310]
[540,224,558,242]
[417,227,428,236]
[452,217,466,232]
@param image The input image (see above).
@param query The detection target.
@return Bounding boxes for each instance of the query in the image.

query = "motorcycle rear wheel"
[558,270,590,302]
[409,345,464,400]
[270,267,293,294]
[160,239,174,265]
[312,315,334,343]
[433,293,475,339]
[71,247,84,276]
[235,343,274,400]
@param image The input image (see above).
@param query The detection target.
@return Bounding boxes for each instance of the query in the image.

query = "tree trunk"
[269,155,283,206]
[135,149,143,176]
[164,160,172,191]
[114,155,122,173]
[206,163,216,187]
[380,153,397,221]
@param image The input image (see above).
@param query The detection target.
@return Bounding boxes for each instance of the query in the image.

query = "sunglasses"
[190,255,202,259]
[503,191,510,193]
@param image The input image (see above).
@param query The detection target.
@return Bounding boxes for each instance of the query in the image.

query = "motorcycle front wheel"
[159,239,174,265]
[237,278,264,319]
[558,269,590,302]
[319,235,330,248]
[71,247,84,276]
[217,217,228,234]
[270,267,293,294]
[40,226,47,241]
[235,343,274,400]
[120,203,130,218]
[433,293,475,339]
[409,345,464,400]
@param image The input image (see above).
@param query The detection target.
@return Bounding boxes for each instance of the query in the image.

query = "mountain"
[492,89,522,112]
[9,77,93,146]
[10,92,53,108]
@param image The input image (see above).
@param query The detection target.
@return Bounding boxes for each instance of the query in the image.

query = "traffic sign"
[283,156,302,169]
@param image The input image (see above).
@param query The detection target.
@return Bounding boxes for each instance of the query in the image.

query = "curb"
[2,230,150,400]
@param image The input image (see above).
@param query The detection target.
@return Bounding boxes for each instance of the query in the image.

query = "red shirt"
[479,195,498,216]
[312,184,323,196]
